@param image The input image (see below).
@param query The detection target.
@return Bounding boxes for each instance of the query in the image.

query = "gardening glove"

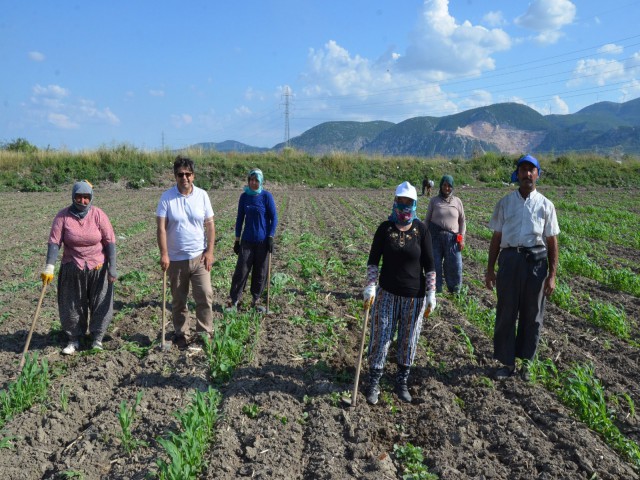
[41,264,54,286]
[267,236,274,253]
[233,240,240,255]
[363,284,376,309]
[425,290,437,314]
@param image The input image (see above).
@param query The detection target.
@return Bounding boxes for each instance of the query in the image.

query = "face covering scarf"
[388,201,417,226]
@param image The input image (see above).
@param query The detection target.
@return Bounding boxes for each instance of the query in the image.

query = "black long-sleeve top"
[367,219,435,298]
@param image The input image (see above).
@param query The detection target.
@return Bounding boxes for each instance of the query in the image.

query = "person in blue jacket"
[227,168,278,313]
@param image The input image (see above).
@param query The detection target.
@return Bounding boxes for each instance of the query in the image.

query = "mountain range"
[190,98,640,157]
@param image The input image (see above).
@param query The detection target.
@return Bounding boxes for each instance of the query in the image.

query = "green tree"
[2,138,38,153]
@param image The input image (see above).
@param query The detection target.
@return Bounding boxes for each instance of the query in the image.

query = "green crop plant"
[269,272,293,296]
[605,268,640,296]
[475,376,494,389]
[121,340,153,359]
[59,471,85,479]
[0,354,50,430]
[550,280,582,315]
[204,312,260,381]
[560,251,604,281]
[0,433,14,449]
[588,301,631,339]
[451,287,495,336]
[454,325,476,364]
[60,386,69,413]
[559,364,640,467]
[118,391,148,455]
[393,443,438,480]
[531,359,640,467]
[155,387,221,479]
[453,395,465,410]
[120,220,148,238]
[242,403,260,419]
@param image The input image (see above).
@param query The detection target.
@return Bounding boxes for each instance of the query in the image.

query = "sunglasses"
[176,172,193,178]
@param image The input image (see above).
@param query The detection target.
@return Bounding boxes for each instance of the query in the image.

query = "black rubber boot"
[365,368,384,405]
[395,365,412,403]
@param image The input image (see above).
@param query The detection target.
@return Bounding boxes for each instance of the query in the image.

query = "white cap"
[395,181,417,201]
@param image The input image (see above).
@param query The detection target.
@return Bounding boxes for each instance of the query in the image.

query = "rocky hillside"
[192,98,640,157]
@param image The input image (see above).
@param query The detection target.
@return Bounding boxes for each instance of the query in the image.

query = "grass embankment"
[1,147,639,191]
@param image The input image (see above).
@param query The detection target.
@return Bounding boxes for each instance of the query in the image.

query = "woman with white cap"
[40,180,117,354]
[227,168,278,313]
[362,181,437,404]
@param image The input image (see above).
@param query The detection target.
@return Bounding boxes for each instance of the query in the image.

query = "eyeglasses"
[176,172,193,178]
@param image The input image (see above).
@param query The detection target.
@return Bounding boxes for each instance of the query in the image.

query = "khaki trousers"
[168,254,213,338]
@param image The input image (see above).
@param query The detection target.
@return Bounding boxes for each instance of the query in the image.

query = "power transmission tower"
[282,86,291,148]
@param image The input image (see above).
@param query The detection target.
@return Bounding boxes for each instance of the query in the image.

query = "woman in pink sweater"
[41,181,117,355]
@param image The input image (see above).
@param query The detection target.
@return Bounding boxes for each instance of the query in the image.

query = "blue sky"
[2,0,640,151]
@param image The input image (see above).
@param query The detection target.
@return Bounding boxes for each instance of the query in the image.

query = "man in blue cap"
[485,154,560,380]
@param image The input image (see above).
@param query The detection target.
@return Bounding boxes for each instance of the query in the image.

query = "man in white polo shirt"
[485,154,559,380]
[156,156,215,349]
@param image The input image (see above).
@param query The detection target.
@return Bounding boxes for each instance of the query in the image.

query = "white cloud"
[520,96,568,115]
[171,113,192,128]
[78,100,120,125]
[29,84,120,129]
[515,0,576,45]
[598,44,623,55]
[457,90,493,110]
[620,79,640,101]
[550,95,569,114]
[244,87,265,101]
[297,1,513,124]
[48,113,78,129]
[33,84,68,98]
[483,11,506,27]
[397,0,510,76]
[149,89,165,97]
[28,51,45,62]
[569,58,626,86]
[234,105,252,116]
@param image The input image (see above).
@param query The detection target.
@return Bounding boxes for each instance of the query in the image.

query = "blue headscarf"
[243,168,264,196]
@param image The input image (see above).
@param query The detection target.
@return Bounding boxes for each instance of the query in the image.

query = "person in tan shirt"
[424,175,466,293]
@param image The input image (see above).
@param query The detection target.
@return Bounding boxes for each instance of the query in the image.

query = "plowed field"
[0,185,639,479]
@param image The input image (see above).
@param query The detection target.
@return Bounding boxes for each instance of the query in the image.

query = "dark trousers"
[58,262,113,341]
[229,241,269,304]
[493,249,548,366]
[429,227,462,293]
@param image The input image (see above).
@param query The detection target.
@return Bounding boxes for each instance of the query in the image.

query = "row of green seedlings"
[555,199,640,250]
[449,287,640,468]
[0,354,50,448]
[285,227,349,361]
[528,359,640,469]
[117,387,221,479]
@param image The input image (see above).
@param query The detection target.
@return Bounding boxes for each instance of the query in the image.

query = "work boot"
[62,340,80,355]
[365,368,384,405]
[395,364,412,403]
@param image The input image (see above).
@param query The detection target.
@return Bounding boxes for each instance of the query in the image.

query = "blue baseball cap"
[517,154,540,171]
[511,154,541,182]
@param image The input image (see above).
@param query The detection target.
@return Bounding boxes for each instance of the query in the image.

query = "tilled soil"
[0,186,638,479]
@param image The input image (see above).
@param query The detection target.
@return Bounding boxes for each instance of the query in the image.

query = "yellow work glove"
[41,264,54,286]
